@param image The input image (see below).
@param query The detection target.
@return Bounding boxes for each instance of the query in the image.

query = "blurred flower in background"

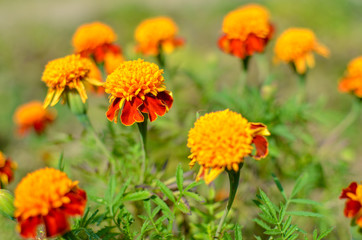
[13,101,55,136]
[274,28,329,74]
[187,109,270,184]
[338,56,362,98]
[340,182,362,228]
[218,4,274,60]
[14,168,87,238]
[135,16,184,56]
[72,22,124,74]
[42,54,103,108]
[105,59,173,126]
[0,152,16,189]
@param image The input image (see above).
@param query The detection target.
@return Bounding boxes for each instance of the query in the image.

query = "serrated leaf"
[156,180,176,203]
[271,173,287,200]
[259,212,276,224]
[183,191,205,202]
[317,227,334,240]
[288,233,299,240]
[264,228,281,235]
[278,202,286,224]
[144,199,152,217]
[151,196,174,220]
[184,181,203,192]
[176,164,184,193]
[234,224,243,240]
[151,206,161,218]
[254,236,262,240]
[106,175,116,205]
[176,199,191,214]
[254,218,271,230]
[259,189,277,220]
[282,216,292,232]
[313,229,318,240]
[286,211,322,218]
[123,191,151,202]
[113,179,131,207]
[289,198,321,206]
[290,175,307,199]
[285,225,298,239]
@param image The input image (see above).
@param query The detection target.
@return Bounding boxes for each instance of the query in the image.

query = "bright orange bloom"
[338,56,362,98]
[13,101,55,136]
[72,22,123,73]
[340,182,362,227]
[187,109,270,184]
[274,28,329,74]
[105,59,173,126]
[42,54,103,108]
[218,4,274,59]
[135,17,184,55]
[14,168,87,238]
[0,152,17,188]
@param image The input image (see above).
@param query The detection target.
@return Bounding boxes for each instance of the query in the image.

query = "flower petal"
[63,188,87,215]
[158,91,173,109]
[120,97,144,126]
[344,199,361,218]
[106,97,123,123]
[252,135,269,159]
[18,216,42,238]
[43,209,70,237]
[141,95,167,122]
[340,182,358,199]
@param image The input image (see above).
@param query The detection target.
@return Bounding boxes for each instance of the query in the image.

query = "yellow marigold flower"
[218,4,274,59]
[105,59,173,126]
[13,101,55,136]
[135,17,184,55]
[339,56,362,98]
[187,109,270,184]
[0,152,17,188]
[42,54,102,108]
[274,28,329,74]
[14,168,87,238]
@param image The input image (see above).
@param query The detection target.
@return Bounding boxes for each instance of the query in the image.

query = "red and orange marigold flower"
[218,4,274,59]
[14,168,87,238]
[187,109,270,184]
[274,28,329,74]
[14,101,55,136]
[340,182,362,227]
[135,17,184,55]
[42,54,103,108]
[105,59,173,126]
[0,152,16,188]
[72,22,124,74]
[338,56,362,98]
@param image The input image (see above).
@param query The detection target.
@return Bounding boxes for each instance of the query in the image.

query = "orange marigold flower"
[42,54,103,108]
[274,28,329,74]
[218,4,274,59]
[135,17,184,55]
[340,182,362,227]
[14,168,87,238]
[338,56,362,98]
[72,22,123,73]
[14,101,55,136]
[0,152,17,188]
[187,109,270,184]
[105,59,173,126]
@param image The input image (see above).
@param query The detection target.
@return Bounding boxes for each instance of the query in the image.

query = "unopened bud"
[67,90,88,116]
[0,189,15,220]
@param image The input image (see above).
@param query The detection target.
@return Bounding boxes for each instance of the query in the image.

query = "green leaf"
[106,175,116,205]
[176,164,184,193]
[234,224,243,240]
[289,198,321,206]
[151,196,174,220]
[290,175,307,199]
[288,233,299,240]
[114,179,131,206]
[313,229,318,240]
[259,189,277,220]
[144,199,152,217]
[156,180,176,203]
[254,236,262,240]
[253,218,271,230]
[183,191,205,202]
[284,225,298,239]
[317,227,334,240]
[282,216,292,232]
[278,202,286,224]
[184,181,203,192]
[286,211,323,218]
[224,232,232,240]
[175,199,191,214]
[57,152,65,171]
[123,191,151,202]
[264,228,281,235]
[272,173,287,200]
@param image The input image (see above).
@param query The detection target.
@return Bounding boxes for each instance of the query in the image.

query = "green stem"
[296,72,307,103]
[156,46,166,69]
[237,59,248,96]
[137,113,148,183]
[214,163,243,239]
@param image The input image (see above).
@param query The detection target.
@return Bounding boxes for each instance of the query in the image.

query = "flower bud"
[0,189,15,220]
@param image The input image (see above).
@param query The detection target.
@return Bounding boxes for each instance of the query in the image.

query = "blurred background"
[1,0,362,239]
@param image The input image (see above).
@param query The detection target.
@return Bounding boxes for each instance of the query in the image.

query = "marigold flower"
[13,101,55,136]
[14,168,87,238]
[218,4,274,59]
[340,182,362,227]
[105,59,173,126]
[135,17,184,55]
[72,22,123,73]
[338,56,362,98]
[187,109,270,184]
[274,28,329,74]
[42,54,103,108]
[0,152,16,188]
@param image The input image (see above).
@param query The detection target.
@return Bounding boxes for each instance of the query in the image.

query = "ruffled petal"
[158,91,173,109]
[340,182,357,199]
[43,209,70,237]
[344,199,361,218]
[63,188,87,215]
[245,34,265,55]
[18,216,42,238]
[250,122,270,136]
[120,97,144,126]
[141,95,167,122]
[252,135,269,159]
[106,97,123,123]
